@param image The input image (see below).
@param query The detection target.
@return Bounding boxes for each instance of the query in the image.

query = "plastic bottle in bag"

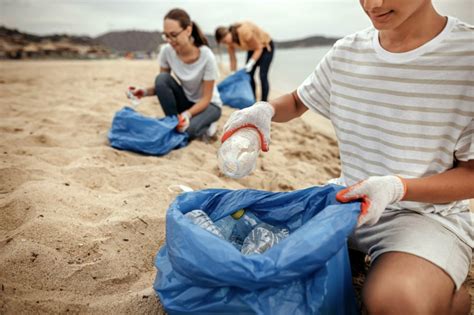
[214,211,243,239]
[185,210,224,239]
[241,223,289,255]
[230,209,261,243]
[217,128,261,178]
[214,209,261,249]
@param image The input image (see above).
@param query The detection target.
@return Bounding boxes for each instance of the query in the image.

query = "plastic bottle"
[185,209,224,239]
[127,89,141,107]
[213,209,261,248]
[241,223,289,255]
[214,211,242,239]
[228,209,261,245]
[217,128,261,178]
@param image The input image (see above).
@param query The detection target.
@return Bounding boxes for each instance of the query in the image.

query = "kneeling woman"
[128,8,222,139]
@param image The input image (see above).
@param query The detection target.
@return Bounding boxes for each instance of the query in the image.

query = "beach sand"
[0,60,472,313]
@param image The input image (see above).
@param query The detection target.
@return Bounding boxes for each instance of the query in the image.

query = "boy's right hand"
[126,86,147,99]
[221,101,274,151]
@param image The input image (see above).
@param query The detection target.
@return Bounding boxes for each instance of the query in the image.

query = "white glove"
[244,59,256,72]
[222,101,274,151]
[336,175,406,227]
[176,110,192,133]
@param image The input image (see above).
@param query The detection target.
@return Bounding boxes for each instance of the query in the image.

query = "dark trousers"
[154,73,221,140]
[246,40,274,102]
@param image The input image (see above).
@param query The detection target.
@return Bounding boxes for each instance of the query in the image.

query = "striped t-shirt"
[297,16,473,247]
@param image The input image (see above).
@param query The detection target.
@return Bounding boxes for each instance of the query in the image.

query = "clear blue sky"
[1,0,473,40]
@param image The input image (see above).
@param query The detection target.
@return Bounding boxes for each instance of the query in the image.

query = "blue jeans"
[155,73,221,140]
[246,40,274,102]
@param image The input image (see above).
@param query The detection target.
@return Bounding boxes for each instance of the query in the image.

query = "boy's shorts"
[348,209,472,290]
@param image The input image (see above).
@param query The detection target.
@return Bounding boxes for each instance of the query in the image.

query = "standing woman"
[215,22,274,102]
[127,8,222,139]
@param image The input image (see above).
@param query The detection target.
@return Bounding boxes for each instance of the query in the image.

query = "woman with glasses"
[127,8,222,139]
[215,22,274,102]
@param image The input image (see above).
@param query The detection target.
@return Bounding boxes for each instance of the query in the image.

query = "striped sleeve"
[455,118,474,161]
[296,45,336,119]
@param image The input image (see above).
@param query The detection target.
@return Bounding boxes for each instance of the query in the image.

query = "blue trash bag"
[217,70,256,109]
[108,106,188,156]
[153,185,360,315]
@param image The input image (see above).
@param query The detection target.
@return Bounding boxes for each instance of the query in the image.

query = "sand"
[0,60,471,314]
[0,59,342,313]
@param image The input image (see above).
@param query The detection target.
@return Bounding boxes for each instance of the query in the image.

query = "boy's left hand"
[336,175,406,227]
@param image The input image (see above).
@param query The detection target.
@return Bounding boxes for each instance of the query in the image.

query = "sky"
[1,0,473,40]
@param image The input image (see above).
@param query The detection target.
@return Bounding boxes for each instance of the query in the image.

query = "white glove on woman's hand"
[222,101,274,151]
[244,59,256,72]
[336,175,406,227]
[177,110,192,133]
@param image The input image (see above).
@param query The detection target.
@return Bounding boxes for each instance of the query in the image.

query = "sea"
[216,46,333,93]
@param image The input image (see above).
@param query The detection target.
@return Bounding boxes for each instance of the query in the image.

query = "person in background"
[215,22,274,102]
[127,8,221,139]
[220,0,473,314]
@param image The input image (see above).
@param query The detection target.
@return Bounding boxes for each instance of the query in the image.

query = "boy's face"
[359,0,430,30]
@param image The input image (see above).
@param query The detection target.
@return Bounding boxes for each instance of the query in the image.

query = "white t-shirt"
[159,44,222,106]
[297,17,473,247]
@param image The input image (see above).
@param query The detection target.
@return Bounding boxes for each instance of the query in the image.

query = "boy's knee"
[155,72,172,88]
[363,275,451,314]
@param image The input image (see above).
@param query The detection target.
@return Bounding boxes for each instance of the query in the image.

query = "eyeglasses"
[161,29,185,41]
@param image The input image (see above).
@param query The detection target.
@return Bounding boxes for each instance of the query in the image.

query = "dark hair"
[164,8,208,47]
[215,24,241,45]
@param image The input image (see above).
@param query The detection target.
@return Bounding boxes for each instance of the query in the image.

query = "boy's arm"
[336,160,474,227]
[403,160,474,203]
[270,91,308,122]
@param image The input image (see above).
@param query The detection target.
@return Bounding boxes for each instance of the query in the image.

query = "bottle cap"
[231,209,245,219]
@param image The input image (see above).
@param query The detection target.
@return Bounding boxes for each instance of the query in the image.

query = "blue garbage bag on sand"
[217,70,256,109]
[154,185,360,315]
[108,106,188,156]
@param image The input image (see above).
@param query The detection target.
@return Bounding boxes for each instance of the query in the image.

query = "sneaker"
[206,122,218,138]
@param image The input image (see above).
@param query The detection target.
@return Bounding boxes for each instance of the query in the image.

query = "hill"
[0,26,339,59]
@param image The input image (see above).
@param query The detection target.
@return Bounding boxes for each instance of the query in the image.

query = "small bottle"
[241,223,289,255]
[185,209,224,239]
[229,209,261,245]
[127,88,142,107]
[213,209,261,249]
[217,128,261,178]
[127,90,140,107]
[214,210,243,239]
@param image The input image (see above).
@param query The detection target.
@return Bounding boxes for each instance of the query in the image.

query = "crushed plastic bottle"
[127,87,143,107]
[218,128,261,178]
[185,209,224,239]
[241,223,289,255]
[127,90,141,107]
[229,209,261,244]
[214,210,243,239]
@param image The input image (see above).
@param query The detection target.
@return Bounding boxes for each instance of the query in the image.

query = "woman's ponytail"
[190,21,208,47]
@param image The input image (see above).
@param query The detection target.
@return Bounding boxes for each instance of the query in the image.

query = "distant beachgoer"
[220,1,473,314]
[215,22,274,101]
[127,8,221,139]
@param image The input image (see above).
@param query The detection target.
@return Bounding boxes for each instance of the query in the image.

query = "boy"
[221,0,473,313]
